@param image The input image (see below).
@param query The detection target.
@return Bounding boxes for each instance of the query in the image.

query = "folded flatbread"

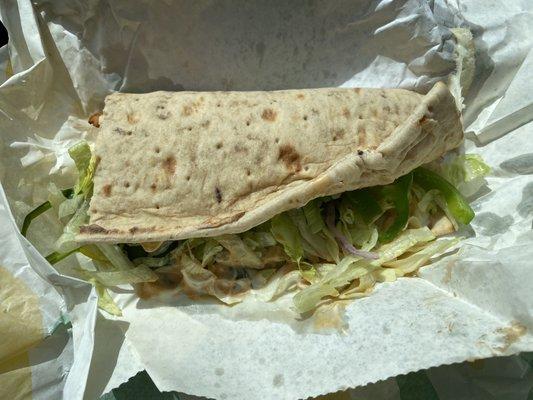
[78,82,462,243]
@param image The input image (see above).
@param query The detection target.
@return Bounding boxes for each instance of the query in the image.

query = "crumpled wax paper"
[0,0,532,399]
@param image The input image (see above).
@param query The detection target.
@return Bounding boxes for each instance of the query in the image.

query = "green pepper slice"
[413,167,475,225]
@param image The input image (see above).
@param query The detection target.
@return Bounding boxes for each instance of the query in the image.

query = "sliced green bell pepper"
[378,172,413,243]
[413,167,475,225]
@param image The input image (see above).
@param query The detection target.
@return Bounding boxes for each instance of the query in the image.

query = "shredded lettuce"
[69,141,97,197]
[214,235,262,268]
[241,230,277,250]
[302,199,326,234]
[325,202,379,259]
[376,227,435,263]
[292,227,449,313]
[252,267,303,302]
[383,237,460,275]
[87,266,159,287]
[55,200,90,252]
[356,225,379,251]
[289,209,339,262]
[179,253,251,304]
[133,256,171,268]
[201,240,224,267]
[54,141,97,252]
[293,256,368,313]
[95,243,135,271]
[270,213,304,264]
[89,279,122,316]
[443,154,491,197]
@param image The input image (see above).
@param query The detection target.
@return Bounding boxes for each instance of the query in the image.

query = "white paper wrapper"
[0,1,532,399]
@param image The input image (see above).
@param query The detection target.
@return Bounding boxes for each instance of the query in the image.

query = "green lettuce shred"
[270,213,304,264]
[302,199,326,234]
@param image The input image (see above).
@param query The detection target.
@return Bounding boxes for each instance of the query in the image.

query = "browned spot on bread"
[182,104,194,116]
[383,105,390,112]
[162,156,176,175]
[296,94,305,100]
[278,144,301,172]
[102,184,112,197]
[261,108,277,121]
[357,150,364,156]
[216,142,223,149]
[354,88,361,94]
[89,112,102,127]
[127,113,139,124]
[79,224,108,234]
[419,115,428,124]
[332,128,346,141]
[201,120,211,128]
[215,187,222,203]
[246,169,251,176]
[95,155,101,164]
[198,212,246,229]
[124,182,130,188]
[150,183,157,192]
[126,226,157,234]
[342,108,351,118]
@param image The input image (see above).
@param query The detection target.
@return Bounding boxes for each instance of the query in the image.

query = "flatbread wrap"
[22,82,490,315]
[79,82,462,242]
